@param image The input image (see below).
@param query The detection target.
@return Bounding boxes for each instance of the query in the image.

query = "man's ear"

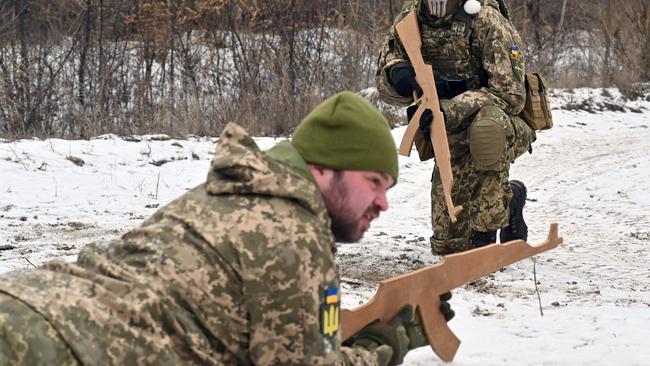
[308,164,334,191]
[309,164,325,175]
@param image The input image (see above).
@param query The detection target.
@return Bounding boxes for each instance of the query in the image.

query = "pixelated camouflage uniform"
[0,123,381,365]
[376,0,536,254]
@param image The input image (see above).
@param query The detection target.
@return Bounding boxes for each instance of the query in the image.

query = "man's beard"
[323,172,365,243]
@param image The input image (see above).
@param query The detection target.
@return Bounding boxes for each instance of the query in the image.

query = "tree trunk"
[16,0,29,134]
[78,0,93,108]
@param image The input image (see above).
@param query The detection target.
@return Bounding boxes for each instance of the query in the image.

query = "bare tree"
[2,0,647,139]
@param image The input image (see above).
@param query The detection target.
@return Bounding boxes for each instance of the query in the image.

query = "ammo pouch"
[520,73,553,130]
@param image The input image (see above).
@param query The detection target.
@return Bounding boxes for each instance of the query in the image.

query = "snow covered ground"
[1,89,649,365]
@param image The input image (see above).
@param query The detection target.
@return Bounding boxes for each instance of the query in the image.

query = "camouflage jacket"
[377,0,526,131]
[0,123,379,365]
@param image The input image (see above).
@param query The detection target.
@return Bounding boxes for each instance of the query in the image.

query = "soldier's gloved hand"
[400,293,455,351]
[407,104,434,139]
[389,65,423,98]
[350,307,412,365]
[351,294,455,364]
[439,291,455,322]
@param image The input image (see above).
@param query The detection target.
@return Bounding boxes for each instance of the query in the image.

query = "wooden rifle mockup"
[341,224,563,361]
[395,10,462,223]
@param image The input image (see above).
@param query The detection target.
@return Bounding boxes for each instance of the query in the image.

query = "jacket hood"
[206,122,326,216]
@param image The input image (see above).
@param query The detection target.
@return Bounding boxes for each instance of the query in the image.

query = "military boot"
[500,180,528,243]
[468,230,497,249]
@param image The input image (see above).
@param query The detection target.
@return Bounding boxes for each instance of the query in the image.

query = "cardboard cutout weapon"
[395,10,463,223]
[341,223,563,362]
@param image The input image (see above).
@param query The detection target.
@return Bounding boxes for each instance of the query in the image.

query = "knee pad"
[469,116,506,170]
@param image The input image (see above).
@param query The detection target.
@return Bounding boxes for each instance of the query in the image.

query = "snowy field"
[1,89,649,365]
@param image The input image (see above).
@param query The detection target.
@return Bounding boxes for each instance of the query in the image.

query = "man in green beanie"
[0,91,452,366]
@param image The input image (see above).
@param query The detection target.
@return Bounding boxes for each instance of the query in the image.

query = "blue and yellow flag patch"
[320,286,340,338]
[510,45,525,81]
[510,45,524,62]
[325,287,339,304]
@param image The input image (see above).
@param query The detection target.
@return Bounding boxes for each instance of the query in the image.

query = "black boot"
[468,230,497,249]
[500,180,528,243]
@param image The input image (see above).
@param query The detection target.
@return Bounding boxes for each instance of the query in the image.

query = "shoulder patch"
[510,45,524,81]
[320,286,340,338]
[510,45,523,62]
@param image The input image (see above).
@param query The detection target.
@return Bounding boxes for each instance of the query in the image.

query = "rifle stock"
[395,11,462,222]
[341,223,563,361]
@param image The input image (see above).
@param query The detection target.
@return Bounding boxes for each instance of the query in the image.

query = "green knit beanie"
[292,91,398,180]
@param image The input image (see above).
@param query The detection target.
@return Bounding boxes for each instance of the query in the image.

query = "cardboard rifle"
[341,223,563,362]
[395,10,463,223]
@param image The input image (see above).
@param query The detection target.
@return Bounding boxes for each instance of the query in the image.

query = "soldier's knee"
[469,107,507,171]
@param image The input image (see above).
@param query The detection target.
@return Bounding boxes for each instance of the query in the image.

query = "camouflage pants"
[430,105,535,255]
[0,293,78,366]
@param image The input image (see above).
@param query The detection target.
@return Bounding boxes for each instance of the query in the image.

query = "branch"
[8,144,29,171]
[533,257,544,316]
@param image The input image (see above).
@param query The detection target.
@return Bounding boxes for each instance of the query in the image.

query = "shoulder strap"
[494,0,510,20]
[455,0,510,22]
[453,0,511,38]
[452,2,478,39]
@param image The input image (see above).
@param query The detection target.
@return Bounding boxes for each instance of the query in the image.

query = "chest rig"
[417,6,487,99]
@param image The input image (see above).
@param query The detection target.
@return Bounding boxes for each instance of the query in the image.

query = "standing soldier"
[0,92,452,366]
[376,0,536,254]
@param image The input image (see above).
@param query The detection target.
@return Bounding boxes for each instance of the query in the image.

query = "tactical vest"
[416,0,510,99]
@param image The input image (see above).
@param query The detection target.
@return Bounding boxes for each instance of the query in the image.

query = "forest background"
[1,0,649,139]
